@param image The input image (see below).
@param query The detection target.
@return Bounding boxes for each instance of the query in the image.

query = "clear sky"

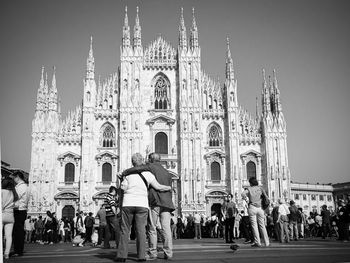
[1,0,350,184]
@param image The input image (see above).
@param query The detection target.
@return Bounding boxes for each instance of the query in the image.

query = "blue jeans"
[148,206,173,258]
[117,206,149,260]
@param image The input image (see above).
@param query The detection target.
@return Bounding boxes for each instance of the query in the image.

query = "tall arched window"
[211,161,221,181]
[208,124,222,147]
[102,163,112,182]
[155,132,168,154]
[154,76,169,109]
[101,123,116,147]
[65,163,75,183]
[247,161,256,180]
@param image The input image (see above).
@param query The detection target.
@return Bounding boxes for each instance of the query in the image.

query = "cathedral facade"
[29,7,291,219]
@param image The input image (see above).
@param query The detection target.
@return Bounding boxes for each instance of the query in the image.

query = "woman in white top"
[241,177,270,247]
[2,177,19,259]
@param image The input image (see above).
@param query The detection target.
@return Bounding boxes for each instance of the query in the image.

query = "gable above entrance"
[146,114,175,126]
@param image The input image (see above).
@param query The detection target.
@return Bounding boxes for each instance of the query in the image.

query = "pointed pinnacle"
[180,7,185,29]
[226,37,231,58]
[89,35,94,58]
[192,7,197,29]
[124,6,128,26]
[135,6,140,26]
[262,68,266,82]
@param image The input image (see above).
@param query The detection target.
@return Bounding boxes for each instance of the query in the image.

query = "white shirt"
[278,203,290,216]
[24,219,31,231]
[122,171,157,208]
[194,213,201,224]
[15,181,29,211]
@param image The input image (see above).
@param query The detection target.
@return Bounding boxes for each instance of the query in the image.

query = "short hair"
[248,177,258,186]
[132,153,144,166]
[149,152,161,163]
[109,186,117,193]
[290,200,295,205]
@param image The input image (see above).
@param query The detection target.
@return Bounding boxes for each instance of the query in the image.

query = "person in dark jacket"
[122,152,175,260]
[288,200,300,241]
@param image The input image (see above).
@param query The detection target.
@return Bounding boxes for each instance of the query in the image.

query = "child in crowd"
[91,228,99,247]
[72,233,85,247]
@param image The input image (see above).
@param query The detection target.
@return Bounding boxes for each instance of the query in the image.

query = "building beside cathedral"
[28,7,291,219]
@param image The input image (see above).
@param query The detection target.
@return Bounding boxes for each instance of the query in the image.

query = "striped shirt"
[105,193,117,217]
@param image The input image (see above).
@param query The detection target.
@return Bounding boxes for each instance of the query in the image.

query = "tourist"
[321,205,331,239]
[2,177,19,259]
[288,200,299,241]
[241,199,253,244]
[171,213,177,240]
[35,215,44,244]
[83,212,95,244]
[121,152,175,260]
[44,211,55,245]
[222,194,237,243]
[277,198,290,243]
[297,208,306,239]
[24,216,32,243]
[337,199,349,241]
[104,186,120,249]
[10,171,29,257]
[115,153,171,262]
[194,211,202,239]
[95,203,107,247]
[241,177,270,247]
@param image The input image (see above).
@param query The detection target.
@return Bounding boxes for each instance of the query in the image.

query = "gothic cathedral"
[29,7,291,219]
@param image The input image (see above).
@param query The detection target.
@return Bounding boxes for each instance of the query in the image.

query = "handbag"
[261,187,270,210]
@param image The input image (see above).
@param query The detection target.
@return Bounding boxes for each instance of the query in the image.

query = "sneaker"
[251,243,262,248]
[243,240,251,244]
[78,243,84,247]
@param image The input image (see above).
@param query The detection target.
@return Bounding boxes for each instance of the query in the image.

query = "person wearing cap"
[288,200,299,241]
[10,171,29,257]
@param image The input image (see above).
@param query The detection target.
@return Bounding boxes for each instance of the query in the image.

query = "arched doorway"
[62,205,75,220]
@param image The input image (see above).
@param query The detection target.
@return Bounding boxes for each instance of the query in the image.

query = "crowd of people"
[2,157,350,261]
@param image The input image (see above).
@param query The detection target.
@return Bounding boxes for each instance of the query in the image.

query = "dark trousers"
[322,223,331,238]
[242,216,253,242]
[98,225,107,245]
[13,210,27,254]
[225,217,235,242]
[105,215,120,248]
[84,227,93,243]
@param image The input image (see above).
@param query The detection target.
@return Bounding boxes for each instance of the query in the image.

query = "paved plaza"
[5,238,350,263]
